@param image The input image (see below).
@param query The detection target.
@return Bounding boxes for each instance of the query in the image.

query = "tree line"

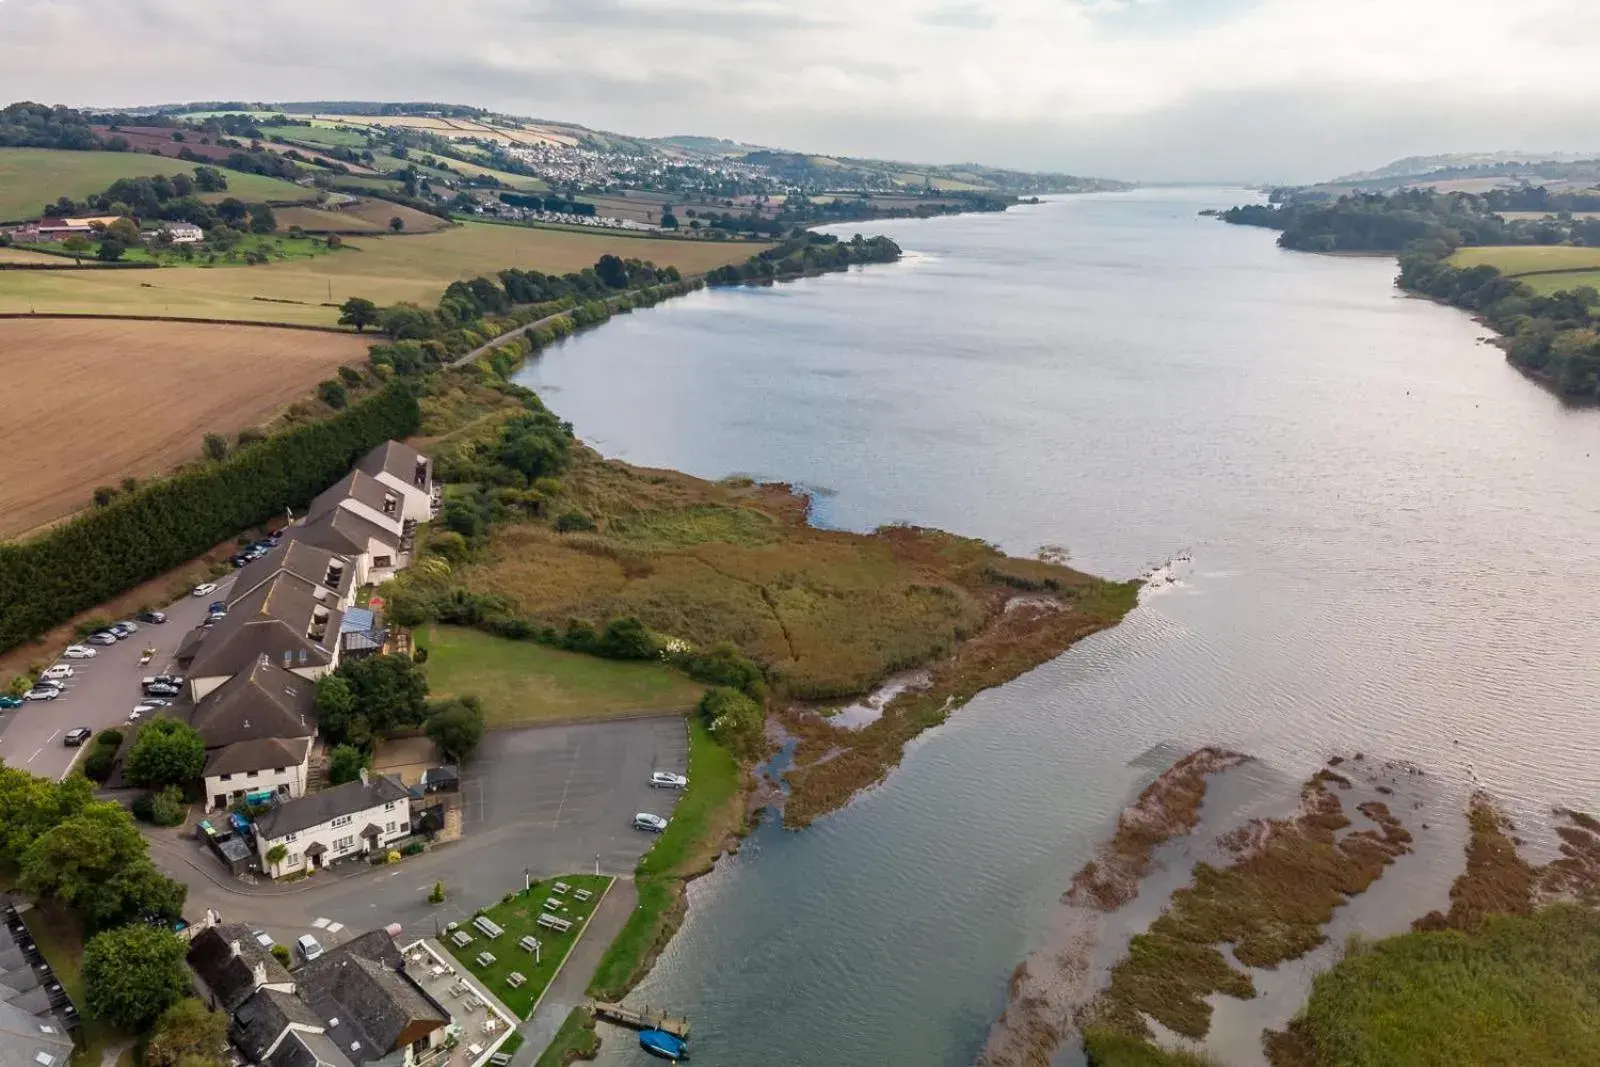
[0,382,420,652]
[1221,188,1600,400]
[499,192,599,216]
[705,231,902,283]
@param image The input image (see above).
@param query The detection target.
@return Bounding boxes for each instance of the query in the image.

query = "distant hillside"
[1335,152,1600,184]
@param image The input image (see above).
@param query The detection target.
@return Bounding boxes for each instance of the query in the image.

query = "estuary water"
[511,188,1600,1066]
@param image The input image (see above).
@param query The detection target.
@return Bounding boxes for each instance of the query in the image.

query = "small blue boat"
[639,1029,689,1061]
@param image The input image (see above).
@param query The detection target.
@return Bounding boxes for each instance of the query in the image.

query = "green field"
[1449,245,1600,275]
[0,148,315,222]
[1281,906,1600,1066]
[442,874,613,1018]
[0,221,766,325]
[1520,269,1600,296]
[260,123,371,148]
[420,625,705,726]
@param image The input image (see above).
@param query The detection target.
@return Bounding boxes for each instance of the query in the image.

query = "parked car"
[135,610,167,624]
[633,812,669,833]
[126,709,144,723]
[131,703,160,715]
[62,644,98,659]
[24,688,61,702]
[252,930,273,950]
[143,683,181,698]
[31,678,64,691]
[0,696,23,709]
[139,698,172,707]
[296,934,324,961]
[86,631,119,646]
[229,554,251,568]
[649,771,689,789]
[208,610,228,623]
[142,675,184,689]
[192,582,218,597]
[209,600,228,613]
[108,624,132,640]
[63,728,92,747]
[116,620,140,634]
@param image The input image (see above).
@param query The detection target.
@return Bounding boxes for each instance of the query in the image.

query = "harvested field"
[1521,269,1600,296]
[0,147,315,222]
[275,199,448,234]
[0,222,769,325]
[0,318,368,538]
[1448,244,1600,276]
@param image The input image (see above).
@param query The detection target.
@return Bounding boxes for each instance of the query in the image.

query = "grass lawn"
[534,1008,600,1067]
[19,234,337,267]
[442,874,613,1018]
[259,124,371,148]
[588,718,744,999]
[1448,245,1600,276]
[420,625,705,726]
[1279,906,1600,1066]
[0,221,766,325]
[0,147,314,222]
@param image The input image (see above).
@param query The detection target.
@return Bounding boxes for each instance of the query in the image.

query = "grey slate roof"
[307,471,403,526]
[190,658,316,749]
[0,997,73,1067]
[356,440,431,490]
[283,508,400,558]
[268,1031,355,1067]
[233,540,357,606]
[254,775,409,842]
[186,923,293,1013]
[187,574,342,681]
[298,950,445,1063]
[234,986,323,1060]
[204,736,311,778]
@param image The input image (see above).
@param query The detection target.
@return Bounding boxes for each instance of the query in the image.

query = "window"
[374,555,394,568]
[288,852,301,867]
[330,814,353,829]
[385,822,395,833]
[39,1024,56,1034]
[284,832,297,843]
[273,767,285,774]
[247,770,259,778]
[384,801,396,811]
[333,836,354,851]
[219,773,233,782]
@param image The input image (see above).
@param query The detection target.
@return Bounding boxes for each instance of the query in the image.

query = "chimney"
[230,939,242,958]
[359,767,369,786]
[253,959,268,985]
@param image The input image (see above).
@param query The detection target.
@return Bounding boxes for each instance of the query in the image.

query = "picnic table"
[475,951,496,967]
[519,935,540,953]
[552,881,570,895]
[543,897,564,911]
[537,913,573,933]
[451,930,473,947]
[572,888,594,902]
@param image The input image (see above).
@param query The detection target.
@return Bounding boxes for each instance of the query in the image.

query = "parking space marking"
[551,740,585,828]
[26,731,58,763]
[311,917,331,929]
[325,921,344,933]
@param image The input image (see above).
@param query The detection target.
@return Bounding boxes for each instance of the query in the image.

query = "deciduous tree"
[147,997,228,1067]
[125,718,206,788]
[82,924,187,1030]
[338,297,379,333]
[426,696,485,763]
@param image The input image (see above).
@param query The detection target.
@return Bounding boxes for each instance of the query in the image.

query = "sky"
[2,0,1599,183]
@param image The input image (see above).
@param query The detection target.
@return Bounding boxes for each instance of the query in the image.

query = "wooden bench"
[473,915,504,939]
[536,913,573,933]
[519,935,540,953]
[507,971,527,988]
[572,888,594,902]
[450,930,473,947]
[552,881,570,895]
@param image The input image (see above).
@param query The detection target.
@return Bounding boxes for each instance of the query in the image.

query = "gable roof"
[283,508,400,559]
[233,986,323,1061]
[0,998,73,1067]
[307,471,403,528]
[189,658,316,749]
[356,440,431,490]
[254,775,409,841]
[204,736,312,778]
[187,574,342,681]
[268,1030,355,1067]
[233,541,356,606]
[186,924,293,1013]
[297,951,445,1063]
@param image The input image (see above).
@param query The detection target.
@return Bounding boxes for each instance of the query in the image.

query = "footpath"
[512,878,639,1066]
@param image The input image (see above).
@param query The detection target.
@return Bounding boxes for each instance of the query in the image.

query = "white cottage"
[254,771,412,879]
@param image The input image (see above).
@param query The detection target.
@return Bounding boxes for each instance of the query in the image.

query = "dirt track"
[0,318,368,539]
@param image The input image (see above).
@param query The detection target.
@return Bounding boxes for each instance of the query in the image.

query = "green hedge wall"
[0,382,420,652]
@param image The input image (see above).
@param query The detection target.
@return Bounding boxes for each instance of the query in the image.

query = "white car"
[40,664,74,681]
[633,812,669,833]
[24,688,61,701]
[192,582,218,597]
[252,930,273,950]
[649,771,689,789]
[61,645,97,659]
[296,934,324,961]
[86,632,119,646]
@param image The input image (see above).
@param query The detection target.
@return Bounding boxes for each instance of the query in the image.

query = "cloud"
[1,0,1597,181]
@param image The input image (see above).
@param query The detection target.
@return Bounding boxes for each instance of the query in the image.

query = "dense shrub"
[0,383,419,652]
[555,511,596,533]
[698,686,766,759]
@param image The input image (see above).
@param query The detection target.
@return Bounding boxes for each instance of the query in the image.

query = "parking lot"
[0,575,233,780]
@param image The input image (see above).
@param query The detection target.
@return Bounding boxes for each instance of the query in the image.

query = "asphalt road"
[149,716,690,960]
[0,575,232,780]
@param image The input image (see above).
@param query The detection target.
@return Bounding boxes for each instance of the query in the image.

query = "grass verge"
[586,718,745,999]
[534,1008,601,1067]
[441,874,613,1019]
[420,625,704,726]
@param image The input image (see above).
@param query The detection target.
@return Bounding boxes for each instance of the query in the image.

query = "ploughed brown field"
[0,318,369,540]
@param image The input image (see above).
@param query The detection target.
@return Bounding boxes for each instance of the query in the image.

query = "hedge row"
[0,382,420,652]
